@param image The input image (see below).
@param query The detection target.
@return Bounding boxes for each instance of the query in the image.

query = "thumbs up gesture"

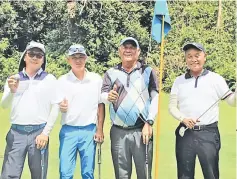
[108,84,119,102]
[60,98,68,113]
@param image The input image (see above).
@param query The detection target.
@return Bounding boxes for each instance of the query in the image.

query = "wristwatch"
[146,120,154,126]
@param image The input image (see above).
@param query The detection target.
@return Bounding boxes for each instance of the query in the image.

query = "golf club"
[41,148,46,179]
[145,143,149,179]
[179,83,236,137]
[97,143,101,179]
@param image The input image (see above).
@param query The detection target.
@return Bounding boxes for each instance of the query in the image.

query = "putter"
[41,148,46,179]
[145,143,149,179]
[97,143,101,179]
[179,84,236,137]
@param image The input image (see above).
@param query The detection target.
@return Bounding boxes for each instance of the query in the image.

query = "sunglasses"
[27,52,44,59]
[69,46,85,53]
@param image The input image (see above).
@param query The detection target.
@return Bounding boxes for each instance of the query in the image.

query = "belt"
[192,122,218,131]
[113,123,144,130]
[11,123,46,133]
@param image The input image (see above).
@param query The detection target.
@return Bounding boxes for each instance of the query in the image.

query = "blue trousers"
[59,124,96,179]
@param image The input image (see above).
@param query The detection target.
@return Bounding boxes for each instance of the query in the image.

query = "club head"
[179,126,185,137]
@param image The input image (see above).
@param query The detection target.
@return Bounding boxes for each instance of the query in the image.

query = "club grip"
[145,144,148,164]
[98,145,101,164]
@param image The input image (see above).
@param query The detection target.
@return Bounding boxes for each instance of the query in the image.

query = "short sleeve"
[215,75,231,100]
[148,69,159,94]
[98,77,103,104]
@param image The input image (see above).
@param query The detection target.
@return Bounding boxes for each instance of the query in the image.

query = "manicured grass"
[0,93,235,179]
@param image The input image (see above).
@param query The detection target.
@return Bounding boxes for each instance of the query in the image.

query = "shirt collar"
[68,69,90,82]
[185,69,209,79]
[22,68,43,78]
[116,61,143,72]
[121,64,137,71]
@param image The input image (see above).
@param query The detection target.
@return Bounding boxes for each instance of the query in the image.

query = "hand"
[108,84,119,102]
[35,133,48,150]
[142,123,153,145]
[60,98,68,113]
[182,118,200,129]
[94,129,104,143]
[7,75,19,93]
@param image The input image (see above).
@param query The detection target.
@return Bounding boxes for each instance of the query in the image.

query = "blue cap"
[120,37,140,48]
[68,44,87,56]
[183,42,206,53]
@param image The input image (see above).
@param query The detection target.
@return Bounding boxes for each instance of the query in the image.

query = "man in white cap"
[0,41,60,179]
[57,44,105,179]
[169,42,236,179]
[101,37,159,179]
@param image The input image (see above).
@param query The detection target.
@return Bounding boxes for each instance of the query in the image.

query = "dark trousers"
[1,127,48,179]
[110,125,153,179]
[175,123,221,179]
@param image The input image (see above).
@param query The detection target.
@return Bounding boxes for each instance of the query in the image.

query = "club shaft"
[197,87,234,120]
[145,144,149,179]
[98,143,101,179]
[41,150,45,179]
[98,165,101,179]
[183,85,235,132]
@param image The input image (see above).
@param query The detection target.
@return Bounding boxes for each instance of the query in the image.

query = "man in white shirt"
[0,41,59,179]
[169,42,236,179]
[58,44,105,179]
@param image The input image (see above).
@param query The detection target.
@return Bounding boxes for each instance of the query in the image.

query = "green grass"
[0,93,236,179]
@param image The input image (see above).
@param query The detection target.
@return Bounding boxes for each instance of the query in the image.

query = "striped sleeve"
[148,69,159,94]
[101,71,112,104]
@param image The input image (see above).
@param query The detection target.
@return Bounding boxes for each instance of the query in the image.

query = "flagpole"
[155,15,165,179]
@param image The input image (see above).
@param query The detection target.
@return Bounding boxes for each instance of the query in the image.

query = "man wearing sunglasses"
[57,44,105,179]
[0,41,60,179]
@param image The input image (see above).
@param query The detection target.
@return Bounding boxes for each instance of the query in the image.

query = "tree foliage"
[0,1,235,92]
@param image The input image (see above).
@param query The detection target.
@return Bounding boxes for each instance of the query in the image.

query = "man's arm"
[147,90,158,121]
[35,76,63,149]
[147,69,159,122]
[35,103,60,150]
[42,77,64,136]
[169,93,199,128]
[94,76,106,143]
[168,77,198,128]
[215,76,236,107]
[142,69,158,145]
[168,94,185,122]
[42,104,60,136]
[101,72,113,104]
[1,86,14,108]
[1,76,19,108]
[224,92,236,107]
[94,103,105,143]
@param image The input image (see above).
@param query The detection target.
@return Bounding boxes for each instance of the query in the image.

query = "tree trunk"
[67,0,77,19]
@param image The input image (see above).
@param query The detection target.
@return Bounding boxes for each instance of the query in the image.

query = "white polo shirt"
[57,70,102,126]
[1,69,58,125]
[170,70,231,125]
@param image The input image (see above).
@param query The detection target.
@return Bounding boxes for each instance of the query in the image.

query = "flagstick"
[155,15,165,179]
